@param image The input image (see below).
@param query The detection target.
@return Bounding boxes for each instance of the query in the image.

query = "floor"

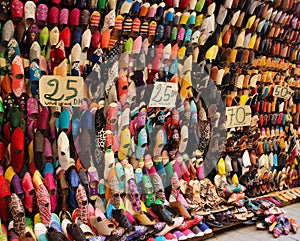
[206,203,300,241]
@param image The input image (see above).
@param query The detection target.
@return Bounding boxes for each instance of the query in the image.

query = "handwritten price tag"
[39,76,84,106]
[226,105,252,128]
[149,82,178,108]
[273,85,293,99]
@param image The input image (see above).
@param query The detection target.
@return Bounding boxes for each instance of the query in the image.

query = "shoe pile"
[253,200,299,238]
[0,0,299,240]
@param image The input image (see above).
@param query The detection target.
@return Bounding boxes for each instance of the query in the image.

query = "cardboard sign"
[273,85,293,99]
[149,82,178,108]
[226,105,252,128]
[39,76,84,106]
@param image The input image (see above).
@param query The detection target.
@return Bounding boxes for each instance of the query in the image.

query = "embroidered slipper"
[88,166,99,201]
[36,184,52,226]
[2,20,14,46]
[9,193,26,236]
[11,0,23,23]
[36,4,48,24]
[76,184,88,225]
[5,38,20,77]
[11,55,25,98]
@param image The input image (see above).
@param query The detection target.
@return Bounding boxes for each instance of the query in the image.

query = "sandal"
[205,214,223,228]
[214,213,231,226]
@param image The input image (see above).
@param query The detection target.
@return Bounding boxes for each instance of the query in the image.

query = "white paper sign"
[149,82,178,107]
[226,105,252,128]
[273,85,293,99]
[39,76,84,106]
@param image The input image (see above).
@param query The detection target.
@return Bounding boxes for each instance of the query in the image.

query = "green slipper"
[39,27,49,57]
[9,107,21,131]
[195,0,205,12]
[143,175,155,207]
[98,0,106,9]
[170,26,178,41]
[124,38,133,54]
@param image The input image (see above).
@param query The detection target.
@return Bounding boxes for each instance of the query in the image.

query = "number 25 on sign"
[149,82,178,108]
[226,106,252,128]
[39,76,84,106]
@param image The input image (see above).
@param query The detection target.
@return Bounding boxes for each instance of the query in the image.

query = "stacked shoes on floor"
[0,0,299,240]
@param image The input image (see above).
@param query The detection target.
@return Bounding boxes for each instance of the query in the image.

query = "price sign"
[39,76,84,106]
[273,85,293,99]
[226,105,252,128]
[149,82,178,108]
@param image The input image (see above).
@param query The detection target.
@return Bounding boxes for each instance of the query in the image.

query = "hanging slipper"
[36,3,48,26]
[0,175,11,223]
[57,131,71,171]
[88,166,99,201]
[67,168,79,210]
[44,172,57,212]
[5,38,20,76]
[9,193,26,236]
[34,131,45,171]
[143,175,155,207]
[11,127,24,173]
[57,171,69,212]
[76,184,88,225]
[11,55,25,98]
[29,62,41,99]
[22,172,35,213]
[36,184,52,226]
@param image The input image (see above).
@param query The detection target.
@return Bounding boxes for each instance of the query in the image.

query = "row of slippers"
[5,0,300,29]
[238,167,300,197]
[3,0,300,59]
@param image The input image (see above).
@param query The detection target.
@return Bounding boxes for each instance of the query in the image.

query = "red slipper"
[0,176,11,222]
[11,127,24,173]
[11,55,25,98]
[60,27,71,48]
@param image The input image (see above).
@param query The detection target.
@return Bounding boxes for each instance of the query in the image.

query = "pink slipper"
[59,8,69,25]
[36,4,48,22]
[36,184,51,226]
[22,172,35,213]
[44,172,57,212]
[47,6,59,25]
[69,8,80,27]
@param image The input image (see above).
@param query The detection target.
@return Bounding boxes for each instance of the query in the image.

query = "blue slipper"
[80,110,92,130]
[29,62,41,99]
[72,27,82,46]
[68,168,79,209]
[136,128,147,160]
[59,107,73,132]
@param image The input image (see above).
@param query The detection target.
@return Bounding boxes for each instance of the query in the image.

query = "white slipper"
[104,149,115,181]
[49,27,59,48]
[70,43,81,65]
[179,125,188,153]
[81,29,91,52]
[156,217,184,236]
[57,132,70,171]
[124,163,134,192]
